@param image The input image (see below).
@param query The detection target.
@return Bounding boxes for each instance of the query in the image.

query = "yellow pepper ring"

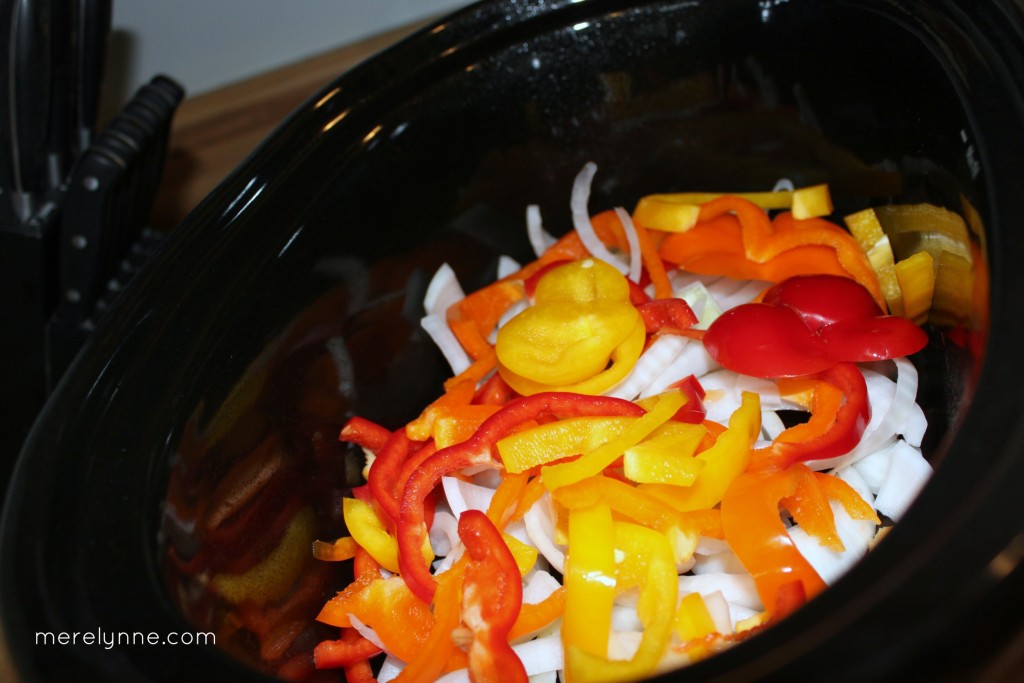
[496,258,645,395]
[497,317,645,397]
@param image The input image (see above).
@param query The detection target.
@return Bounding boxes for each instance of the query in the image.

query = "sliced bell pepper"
[541,390,685,490]
[393,566,468,683]
[342,497,432,574]
[638,391,760,513]
[317,573,433,664]
[339,416,392,453]
[311,536,359,562]
[496,259,645,395]
[676,592,717,643]
[844,207,904,316]
[636,298,699,336]
[447,279,526,359]
[720,466,828,615]
[565,520,678,683]
[497,416,634,474]
[397,392,643,602]
[621,421,706,486]
[457,509,528,683]
[703,275,927,378]
[657,196,883,308]
[312,627,382,670]
[633,184,833,232]
[563,502,617,667]
[553,473,710,565]
[756,361,870,469]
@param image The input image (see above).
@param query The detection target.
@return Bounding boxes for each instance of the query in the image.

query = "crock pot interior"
[5,1,1024,682]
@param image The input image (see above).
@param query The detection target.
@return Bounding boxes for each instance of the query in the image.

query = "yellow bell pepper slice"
[496,259,644,395]
[639,391,760,512]
[502,531,539,575]
[894,250,935,324]
[497,416,634,474]
[632,184,833,233]
[343,497,432,574]
[566,521,678,683]
[542,390,686,490]
[551,475,708,566]
[676,592,717,642]
[563,503,617,664]
[844,207,904,316]
[622,421,707,486]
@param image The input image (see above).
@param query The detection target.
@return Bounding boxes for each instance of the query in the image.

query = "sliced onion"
[526,204,557,258]
[570,162,630,274]
[497,254,522,279]
[834,461,875,505]
[349,614,387,651]
[608,631,643,661]
[699,369,788,424]
[761,410,787,440]
[522,569,562,605]
[703,591,734,635]
[377,655,404,683]
[429,508,459,557]
[420,313,471,375]
[442,476,496,517]
[873,440,932,522]
[789,499,875,584]
[523,492,566,573]
[674,281,724,330]
[614,206,644,283]
[691,551,747,576]
[423,262,465,316]
[638,340,718,398]
[611,604,644,632]
[851,441,895,493]
[607,334,688,400]
[706,278,771,311]
[678,573,762,611]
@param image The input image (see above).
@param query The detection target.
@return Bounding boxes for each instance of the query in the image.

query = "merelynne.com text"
[35,629,215,649]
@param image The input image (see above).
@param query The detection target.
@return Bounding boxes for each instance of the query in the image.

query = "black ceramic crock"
[4,1,1024,681]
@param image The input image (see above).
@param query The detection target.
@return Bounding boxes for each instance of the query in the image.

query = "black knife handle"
[74,0,112,154]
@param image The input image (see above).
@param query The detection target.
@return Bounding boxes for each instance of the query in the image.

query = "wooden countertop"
[150,19,428,232]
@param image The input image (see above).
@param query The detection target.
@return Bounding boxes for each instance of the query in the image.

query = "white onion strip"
[613,206,644,283]
[423,262,465,316]
[608,334,688,400]
[526,204,557,258]
[420,313,471,375]
[570,162,630,275]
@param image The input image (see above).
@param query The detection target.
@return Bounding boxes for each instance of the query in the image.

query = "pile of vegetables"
[307,162,967,683]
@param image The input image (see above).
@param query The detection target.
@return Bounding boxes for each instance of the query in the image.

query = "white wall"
[108,0,470,101]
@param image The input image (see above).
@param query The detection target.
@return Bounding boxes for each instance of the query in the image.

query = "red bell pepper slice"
[367,428,416,526]
[397,392,645,602]
[312,627,382,670]
[757,361,870,469]
[760,273,882,331]
[667,374,707,424]
[457,509,527,683]
[339,416,392,453]
[636,298,699,336]
[703,274,927,378]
